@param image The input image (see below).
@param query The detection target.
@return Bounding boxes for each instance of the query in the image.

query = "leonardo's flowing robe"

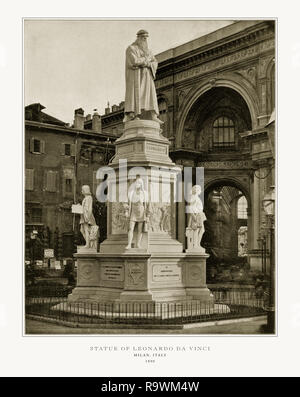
[125,43,159,116]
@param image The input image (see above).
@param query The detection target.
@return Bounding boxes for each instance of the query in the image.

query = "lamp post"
[262,186,275,333]
[30,229,38,266]
[258,231,267,274]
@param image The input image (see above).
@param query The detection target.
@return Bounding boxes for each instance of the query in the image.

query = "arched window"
[158,98,168,132]
[213,116,235,148]
[237,196,247,219]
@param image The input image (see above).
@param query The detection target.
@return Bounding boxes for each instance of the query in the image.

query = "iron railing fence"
[25,295,266,326]
[211,287,258,301]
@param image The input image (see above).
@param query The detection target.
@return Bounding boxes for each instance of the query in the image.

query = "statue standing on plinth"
[125,177,149,249]
[186,185,207,252]
[124,29,163,124]
[79,185,98,249]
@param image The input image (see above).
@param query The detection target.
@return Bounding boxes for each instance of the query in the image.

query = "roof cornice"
[25,120,117,140]
[156,21,274,80]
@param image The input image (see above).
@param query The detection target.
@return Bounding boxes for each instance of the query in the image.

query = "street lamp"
[258,231,267,274]
[262,186,275,333]
[30,229,38,266]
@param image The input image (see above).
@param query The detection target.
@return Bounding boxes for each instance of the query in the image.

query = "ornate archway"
[175,74,260,147]
[204,177,251,212]
[202,177,252,279]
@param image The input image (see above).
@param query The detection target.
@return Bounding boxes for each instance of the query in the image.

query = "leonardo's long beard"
[136,39,149,55]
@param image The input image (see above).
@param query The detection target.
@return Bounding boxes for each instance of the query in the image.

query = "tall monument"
[68,30,212,304]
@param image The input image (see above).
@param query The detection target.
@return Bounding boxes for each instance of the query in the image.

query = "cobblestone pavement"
[25,316,267,335]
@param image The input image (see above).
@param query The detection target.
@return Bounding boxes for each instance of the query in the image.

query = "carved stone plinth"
[68,120,213,305]
[184,253,212,300]
[68,252,213,303]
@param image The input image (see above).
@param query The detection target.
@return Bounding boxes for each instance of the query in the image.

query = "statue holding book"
[72,185,99,250]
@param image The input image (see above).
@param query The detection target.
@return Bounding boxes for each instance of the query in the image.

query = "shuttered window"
[31,208,42,223]
[65,144,71,156]
[65,178,73,193]
[25,169,34,191]
[63,168,75,197]
[45,171,58,192]
[61,143,76,156]
[29,138,45,154]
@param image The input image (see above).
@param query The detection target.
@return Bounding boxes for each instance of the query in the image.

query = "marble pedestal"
[68,120,213,305]
[68,251,212,303]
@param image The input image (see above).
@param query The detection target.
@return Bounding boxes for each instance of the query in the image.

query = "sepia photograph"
[24,18,276,336]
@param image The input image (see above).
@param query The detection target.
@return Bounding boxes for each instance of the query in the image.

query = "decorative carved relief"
[146,143,167,154]
[208,78,216,88]
[197,129,210,151]
[177,89,188,109]
[258,55,274,78]
[148,203,171,233]
[182,128,196,149]
[236,67,257,86]
[176,159,195,167]
[111,202,129,234]
[198,160,252,169]
[81,264,93,280]
[78,262,99,285]
[118,144,134,155]
[260,82,267,111]
[156,40,274,89]
[190,265,202,281]
[128,263,144,286]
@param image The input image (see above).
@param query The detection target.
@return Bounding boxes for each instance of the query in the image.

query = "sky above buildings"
[24,19,234,124]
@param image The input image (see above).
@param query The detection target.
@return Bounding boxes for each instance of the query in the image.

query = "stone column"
[251,169,260,249]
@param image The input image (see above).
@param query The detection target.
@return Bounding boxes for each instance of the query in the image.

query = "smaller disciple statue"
[185,185,207,253]
[79,185,98,250]
[125,177,149,249]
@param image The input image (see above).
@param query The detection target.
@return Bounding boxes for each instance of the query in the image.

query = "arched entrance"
[202,180,251,283]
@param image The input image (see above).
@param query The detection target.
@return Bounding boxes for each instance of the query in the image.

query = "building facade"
[25,103,116,261]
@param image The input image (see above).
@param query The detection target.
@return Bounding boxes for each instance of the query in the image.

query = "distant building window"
[213,116,235,148]
[25,169,34,191]
[61,143,75,156]
[65,178,73,194]
[65,144,71,156]
[63,168,75,197]
[45,171,58,192]
[34,139,40,152]
[29,138,45,154]
[31,208,42,223]
[237,196,247,219]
